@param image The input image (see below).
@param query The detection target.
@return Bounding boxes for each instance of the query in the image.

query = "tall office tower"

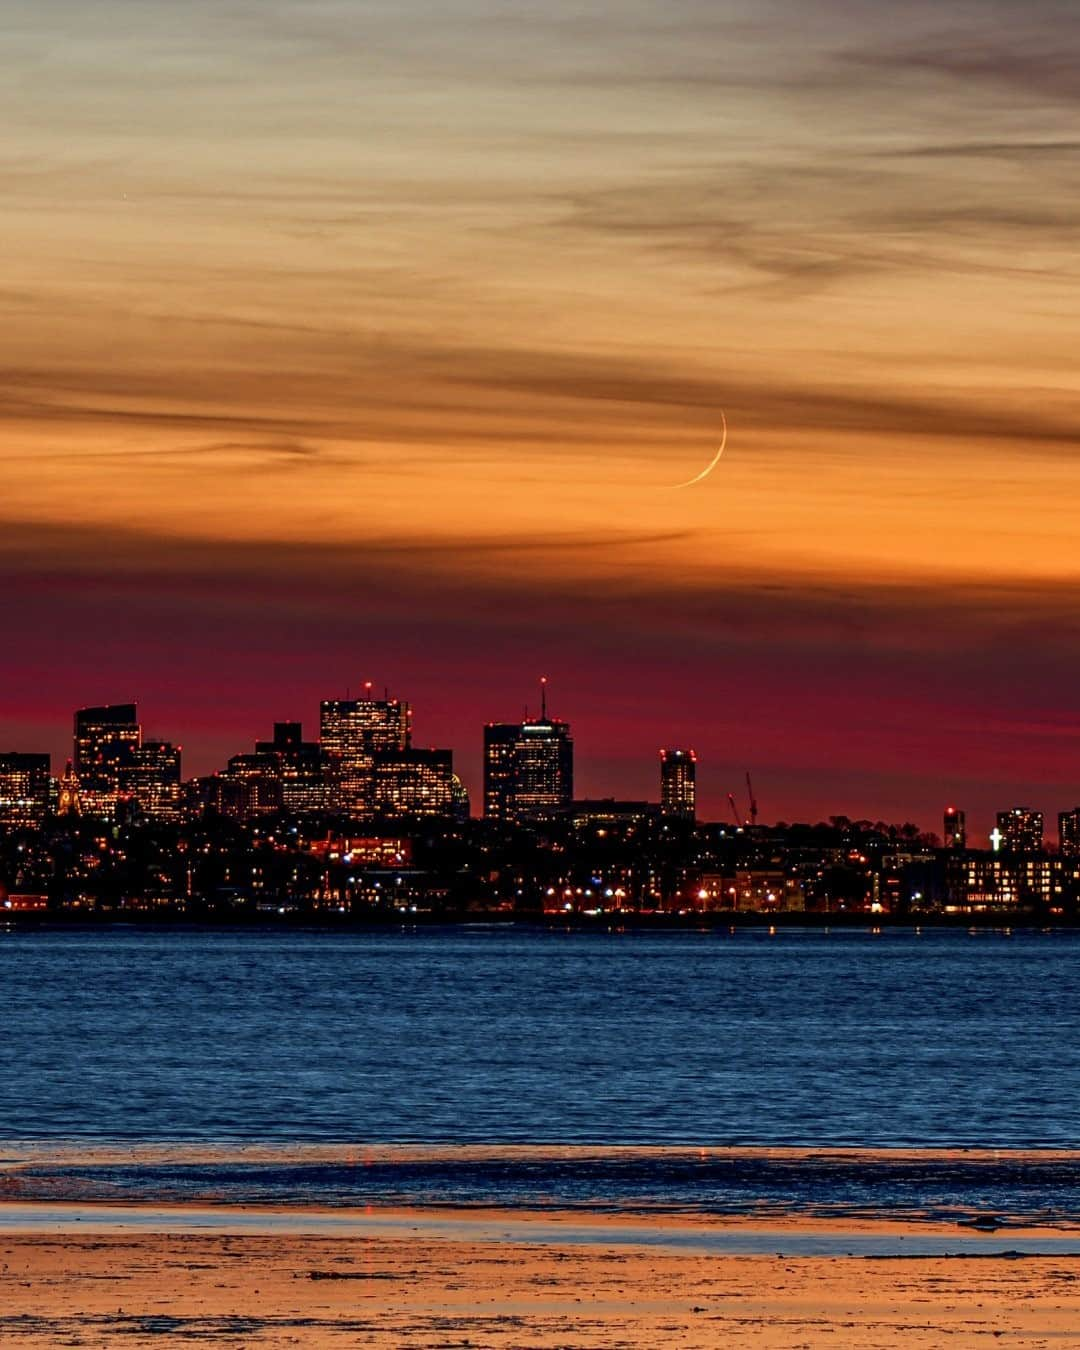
[943,805,967,850]
[372,748,459,817]
[483,723,519,821]
[660,748,696,821]
[254,722,331,815]
[1059,808,1080,857]
[73,704,142,816]
[320,692,411,816]
[118,741,182,821]
[995,806,1044,855]
[483,688,573,824]
[0,752,51,826]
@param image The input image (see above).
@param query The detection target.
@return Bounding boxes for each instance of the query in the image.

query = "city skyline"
[7,686,1080,846]
[6,689,1080,922]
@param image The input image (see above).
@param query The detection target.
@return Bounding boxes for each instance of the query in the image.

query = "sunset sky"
[4,0,1080,833]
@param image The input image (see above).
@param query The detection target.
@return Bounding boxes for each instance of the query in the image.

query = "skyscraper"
[119,741,182,821]
[73,704,141,816]
[320,692,411,817]
[660,748,696,821]
[943,805,966,850]
[995,807,1043,855]
[483,687,573,824]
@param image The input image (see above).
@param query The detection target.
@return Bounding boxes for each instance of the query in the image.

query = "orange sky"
[3,1,1080,829]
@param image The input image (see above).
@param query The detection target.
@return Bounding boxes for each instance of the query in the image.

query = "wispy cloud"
[5,339,1080,474]
[849,29,1080,106]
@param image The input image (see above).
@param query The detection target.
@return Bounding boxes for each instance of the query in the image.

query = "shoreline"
[6,1142,1078,1234]
[4,912,1080,931]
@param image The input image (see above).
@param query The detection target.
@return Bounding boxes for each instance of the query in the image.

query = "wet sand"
[6,1142,1079,1233]
[1,1207,1077,1348]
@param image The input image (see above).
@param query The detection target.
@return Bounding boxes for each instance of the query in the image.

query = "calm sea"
[3,927,1077,1220]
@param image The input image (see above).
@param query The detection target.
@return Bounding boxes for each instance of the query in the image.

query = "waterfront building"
[947,853,1060,911]
[691,870,805,913]
[733,869,806,913]
[994,807,1044,855]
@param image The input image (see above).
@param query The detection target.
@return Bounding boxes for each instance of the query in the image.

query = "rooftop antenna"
[540,675,548,721]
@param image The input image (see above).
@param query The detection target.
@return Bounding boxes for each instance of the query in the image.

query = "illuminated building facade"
[218,752,284,818]
[57,761,82,816]
[308,836,414,866]
[320,694,411,816]
[947,854,1060,911]
[660,748,696,820]
[254,722,331,815]
[484,716,573,824]
[570,800,655,836]
[73,704,142,816]
[372,748,462,817]
[119,741,182,821]
[691,870,805,912]
[1059,808,1080,857]
[0,752,51,826]
[994,806,1043,855]
[943,805,966,849]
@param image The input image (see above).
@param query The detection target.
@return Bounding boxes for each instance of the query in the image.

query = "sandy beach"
[1,1207,1077,1348]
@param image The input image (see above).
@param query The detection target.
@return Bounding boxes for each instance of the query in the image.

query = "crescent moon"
[672,411,727,489]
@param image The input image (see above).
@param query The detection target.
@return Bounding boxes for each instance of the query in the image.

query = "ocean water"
[2,926,1077,1220]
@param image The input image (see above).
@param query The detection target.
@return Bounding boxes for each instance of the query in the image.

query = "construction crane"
[746,772,759,827]
[727,793,745,828]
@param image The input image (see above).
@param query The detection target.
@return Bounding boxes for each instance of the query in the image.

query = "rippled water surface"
[2,927,1077,1147]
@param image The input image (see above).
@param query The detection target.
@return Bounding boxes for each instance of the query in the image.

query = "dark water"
[3,927,1078,1219]
[3,926,1077,1147]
